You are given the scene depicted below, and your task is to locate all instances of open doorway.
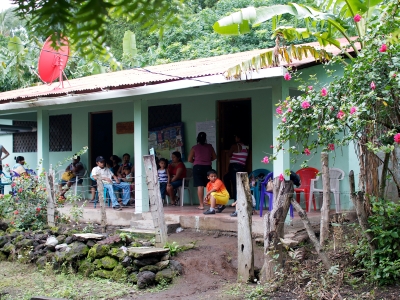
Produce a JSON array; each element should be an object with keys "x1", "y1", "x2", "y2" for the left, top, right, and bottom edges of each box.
[
  {"x1": 217, "y1": 99, "x2": 252, "y2": 178},
  {"x1": 90, "y1": 111, "x2": 113, "y2": 170}
]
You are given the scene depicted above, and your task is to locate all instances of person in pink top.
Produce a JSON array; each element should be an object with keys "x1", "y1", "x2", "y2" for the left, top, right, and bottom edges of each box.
[
  {"x1": 223, "y1": 134, "x2": 249, "y2": 202},
  {"x1": 188, "y1": 132, "x2": 217, "y2": 210}
]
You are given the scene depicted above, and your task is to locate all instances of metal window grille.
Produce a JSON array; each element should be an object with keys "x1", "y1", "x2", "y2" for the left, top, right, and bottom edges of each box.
[
  {"x1": 148, "y1": 104, "x2": 181, "y2": 129},
  {"x1": 13, "y1": 121, "x2": 37, "y2": 152},
  {"x1": 49, "y1": 114, "x2": 72, "y2": 151}
]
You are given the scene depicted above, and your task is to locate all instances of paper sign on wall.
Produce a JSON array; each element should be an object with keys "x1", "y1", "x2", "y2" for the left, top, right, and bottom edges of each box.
[{"x1": 196, "y1": 120, "x2": 217, "y2": 153}]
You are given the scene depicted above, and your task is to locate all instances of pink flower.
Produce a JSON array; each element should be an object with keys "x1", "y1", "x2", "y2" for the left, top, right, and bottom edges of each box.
[
  {"x1": 379, "y1": 44, "x2": 387, "y2": 52},
  {"x1": 287, "y1": 107, "x2": 292, "y2": 113},
  {"x1": 393, "y1": 73, "x2": 397, "y2": 78},
  {"x1": 36, "y1": 207, "x2": 41, "y2": 212},
  {"x1": 261, "y1": 156, "x2": 269, "y2": 164},
  {"x1": 14, "y1": 210, "x2": 19, "y2": 215},
  {"x1": 301, "y1": 101, "x2": 311, "y2": 109},
  {"x1": 276, "y1": 106, "x2": 283, "y2": 115},
  {"x1": 5, "y1": 164, "x2": 8, "y2": 167},
  {"x1": 370, "y1": 81, "x2": 376, "y2": 90},
  {"x1": 18, "y1": 188, "x2": 23, "y2": 193},
  {"x1": 304, "y1": 148, "x2": 311, "y2": 156},
  {"x1": 330, "y1": 106, "x2": 334, "y2": 111},
  {"x1": 328, "y1": 143, "x2": 335, "y2": 151},
  {"x1": 308, "y1": 86, "x2": 313, "y2": 91},
  {"x1": 284, "y1": 73, "x2": 292, "y2": 81},
  {"x1": 11, "y1": 183, "x2": 16, "y2": 187},
  {"x1": 279, "y1": 174, "x2": 284, "y2": 181},
  {"x1": 321, "y1": 87, "x2": 328, "y2": 97},
  {"x1": 350, "y1": 107, "x2": 357, "y2": 114},
  {"x1": 394, "y1": 133, "x2": 400, "y2": 144},
  {"x1": 353, "y1": 14, "x2": 362, "y2": 22},
  {"x1": 282, "y1": 117, "x2": 286, "y2": 123},
  {"x1": 337, "y1": 110, "x2": 345, "y2": 119},
  {"x1": 270, "y1": 145, "x2": 274, "y2": 148}
]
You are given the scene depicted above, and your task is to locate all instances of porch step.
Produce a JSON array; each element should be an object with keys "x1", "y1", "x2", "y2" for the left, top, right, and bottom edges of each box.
[
  {"x1": 142, "y1": 211, "x2": 180, "y2": 223},
  {"x1": 130, "y1": 219, "x2": 180, "y2": 234}
]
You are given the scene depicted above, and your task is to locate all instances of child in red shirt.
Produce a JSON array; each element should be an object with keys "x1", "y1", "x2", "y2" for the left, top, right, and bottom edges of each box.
[{"x1": 203, "y1": 169, "x2": 230, "y2": 215}]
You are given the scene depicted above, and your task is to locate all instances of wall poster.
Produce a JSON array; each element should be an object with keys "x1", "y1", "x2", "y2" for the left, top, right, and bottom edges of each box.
[
  {"x1": 148, "y1": 122, "x2": 185, "y2": 161},
  {"x1": 196, "y1": 120, "x2": 217, "y2": 153}
]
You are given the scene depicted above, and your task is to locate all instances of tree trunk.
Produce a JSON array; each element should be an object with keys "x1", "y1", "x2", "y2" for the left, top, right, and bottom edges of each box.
[
  {"x1": 96, "y1": 175, "x2": 107, "y2": 233},
  {"x1": 260, "y1": 177, "x2": 293, "y2": 283},
  {"x1": 45, "y1": 166, "x2": 55, "y2": 227},
  {"x1": 291, "y1": 200, "x2": 331, "y2": 270},
  {"x1": 143, "y1": 155, "x2": 168, "y2": 247},
  {"x1": 236, "y1": 172, "x2": 254, "y2": 282},
  {"x1": 320, "y1": 152, "x2": 331, "y2": 246},
  {"x1": 379, "y1": 152, "x2": 390, "y2": 199}
]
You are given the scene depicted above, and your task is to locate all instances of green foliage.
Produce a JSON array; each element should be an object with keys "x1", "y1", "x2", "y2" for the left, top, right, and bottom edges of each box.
[
  {"x1": 164, "y1": 241, "x2": 182, "y2": 256},
  {"x1": 352, "y1": 197, "x2": 400, "y2": 285}
]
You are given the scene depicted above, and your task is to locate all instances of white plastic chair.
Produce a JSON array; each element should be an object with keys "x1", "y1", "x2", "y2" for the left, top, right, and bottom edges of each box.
[
  {"x1": 166, "y1": 168, "x2": 193, "y2": 206},
  {"x1": 57, "y1": 168, "x2": 88, "y2": 199},
  {"x1": 309, "y1": 167, "x2": 345, "y2": 213}
]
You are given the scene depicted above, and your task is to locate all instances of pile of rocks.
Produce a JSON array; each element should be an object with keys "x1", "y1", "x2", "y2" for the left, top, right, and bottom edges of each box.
[{"x1": 0, "y1": 229, "x2": 182, "y2": 289}]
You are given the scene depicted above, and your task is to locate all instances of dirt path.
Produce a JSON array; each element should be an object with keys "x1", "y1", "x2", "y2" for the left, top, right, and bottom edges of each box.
[{"x1": 122, "y1": 230, "x2": 264, "y2": 300}]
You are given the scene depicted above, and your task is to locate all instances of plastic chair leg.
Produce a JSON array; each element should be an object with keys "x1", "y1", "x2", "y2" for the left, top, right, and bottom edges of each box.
[
  {"x1": 290, "y1": 204, "x2": 294, "y2": 218},
  {"x1": 259, "y1": 196, "x2": 264, "y2": 217}
]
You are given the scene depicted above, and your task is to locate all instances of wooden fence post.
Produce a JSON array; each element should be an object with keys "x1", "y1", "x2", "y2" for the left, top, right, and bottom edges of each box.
[
  {"x1": 96, "y1": 174, "x2": 107, "y2": 233},
  {"x1": 143, "y1": 155, "x2": 167, "y2": 247},
  {"x1": 236, "y1": 172, "x2": 254, "y2": 282},
  {"x1": 45, "y1": 165, "x2": 55, "y2": 227},
  {"x1": 260, "y1": 177, "x2": 293, "y2": 283},
  {"x1": 320, "y1": 152, "x2": 331, "y2": 246}
]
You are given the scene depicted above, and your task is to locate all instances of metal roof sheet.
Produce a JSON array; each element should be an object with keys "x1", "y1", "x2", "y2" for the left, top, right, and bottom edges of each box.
[{"x1": 0, "y1": 38, "x2": 356, "y2": 102}]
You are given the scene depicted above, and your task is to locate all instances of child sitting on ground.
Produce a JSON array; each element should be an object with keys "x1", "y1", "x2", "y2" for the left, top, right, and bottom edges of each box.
[
  {"x1": 203, "y1": 169, "x2": 230, "y2": 215},
  {"x1": 157, "y1": 158, "x2": 169, "y2": 204}
]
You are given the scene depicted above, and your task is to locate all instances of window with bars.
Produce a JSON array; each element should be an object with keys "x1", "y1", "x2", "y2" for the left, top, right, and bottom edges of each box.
[
  {"x1": 148, "y1": 104, "x2": 181, "y2": 129},
  {"x1": 49, "y1": 114, "x2": 72, "y2": 151},
  {"x1": 13, "y1": 121, "x2": 37, "y2": 153}
]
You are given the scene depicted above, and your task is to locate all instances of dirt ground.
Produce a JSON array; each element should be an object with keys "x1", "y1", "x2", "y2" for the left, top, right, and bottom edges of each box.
[{"x1": 123, "y1": 230, "x2": 264, "y2": 300}]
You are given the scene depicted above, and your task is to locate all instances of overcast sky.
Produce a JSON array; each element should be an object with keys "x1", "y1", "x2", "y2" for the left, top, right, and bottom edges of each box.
[{"x1": 0, "y1": 0, "x2": 15, "y2": 11}]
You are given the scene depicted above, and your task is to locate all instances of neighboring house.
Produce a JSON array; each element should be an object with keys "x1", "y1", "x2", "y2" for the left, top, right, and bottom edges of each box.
[{"x1": 0, "y1": 39, "x2": 359, "y2": 213}]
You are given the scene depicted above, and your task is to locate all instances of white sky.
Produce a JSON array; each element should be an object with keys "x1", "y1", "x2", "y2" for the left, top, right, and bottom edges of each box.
[{"x1": 0, "y1": 0, "x2": 15, "y2": 11}]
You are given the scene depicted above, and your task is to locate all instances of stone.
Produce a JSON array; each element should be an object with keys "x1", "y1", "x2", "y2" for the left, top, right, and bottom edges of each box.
[
  {"x1": 30, "y1": 297, "x2": 68, "y2": 300},
  {"x1": 64, "y1": 242, "x2": 89, "y2": 261},
  {"x1": 97, "y1": 235, "x2": 121, "y2": 245},
  {"x1": 0, "y1": 236, "x2": 9, "y2": 248},
  {"x1": 88, "y1": 244, "x2": 110, "y2": 260},
  {"x1": 133, "y1": 257, "x2": 159, "y2": 267},
  {"x1": 169, "y1": 260, "x2": 183, "y2": 275},
  {"x1": 121, "y1": 256, "x2": 132, "y2": 267},
  {"x1": 86, "y1": 240, "x2": 96, "y2": 247},
  {"x1": 139, "y1": 265, "x2": 159, "y2": 273},
  {"x1": 54, "y1": 251, "x2": 67, "y2": 263},
  {"x1": 160, "y1": 253, "x2": 170, "y2": 261},
  {"x1": 127, "y1": 247, "x2": 169, "y2": 259},
  {"x1": 94, "y1": 269, "x2": 113, "y2": 279},
  {"x1": 46, "y1": 244, "x2": 56, "y2": 252},
  {"x1": 180, "y1": 243, "x2": 195, "y2": 251},
  {"x1": 56, "y1": 235, "x2": 66, "y2": 244},
  {"x1": 128, "y1": 272, "x2": 138, "y2": 284},
  {"x1": 2, "y1": 242, "x2": 15, "y2": 254},
  {"x1": 55, "y1": 244, "x2": 69, "y2": 252},
  {"x1": 108, "y1": 247, "x2": 126, "y2": 261},
  {"x1": 130, "y1": 242, "x2": 142, "y2": 247},
  {"x1": 111, "y1": 264, "x2": 127, "y2": 282},
  {"x1": 36, "y1": 256, "x2": 47, "y2": 269},
  {"x1": 0, "y1": 221, "x2": 8, "y2": 231},
  {"x1": 126, "y1": 265, "x2": 138, "y2": 274},
  {"x1": 137, "y1": 271, "x2": 156, "y2": 289},
  {"x1": 65, "y1": 236, "x2": 74, "y2": 244},
  {"x1": 155, "y1": 260, "x2": 169, "y2": 270},
  {"x1": 155, "y1": 268, "x2": 176, "y2": 283},
  {"x1": 99, "y1": 256, "x2": 118, "y2": 270},
  {"x1": 0, "y1": 251, "x2": 7, "y2": 261},
  {"x1": 13, "y1": 234, "x2": 24, "y2": 243},
  {"x1": 45, "y1": 236, "x2": 58, "y2": 248},
  {"x1": 78, "y1": 259, "x2": 97, "y2": 277},
  {"x1": 142, "y1": 242, "x2": 153, "y2": 247},
  {"x1": 73, "y1": 233, "x2": 104, "y2": 241},
  {"x1": 34, "y1": 234, "x2": 48, "y2": 240}
]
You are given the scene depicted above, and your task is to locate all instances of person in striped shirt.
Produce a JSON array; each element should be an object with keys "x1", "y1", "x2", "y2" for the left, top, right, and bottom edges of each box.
[
  {"x1": 158, "y1": 158, "x2": 169, "y2": 203},
  {"x1": 223, "y1": 134, "x2": 249, "y2": 202}
]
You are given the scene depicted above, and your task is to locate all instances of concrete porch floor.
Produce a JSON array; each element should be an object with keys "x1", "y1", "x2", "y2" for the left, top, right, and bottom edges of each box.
[{"x1": 58, "y1": 201, "x2": 326, "y2": 236}]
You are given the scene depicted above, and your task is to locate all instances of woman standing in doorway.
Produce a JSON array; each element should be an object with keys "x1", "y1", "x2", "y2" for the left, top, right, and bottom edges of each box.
[
  {"x1": 188, "y1": 132, "x2": 217, "y2": 210},
  {"x1": 223, "y1": 134, "x2": 249, "y2": 202}
]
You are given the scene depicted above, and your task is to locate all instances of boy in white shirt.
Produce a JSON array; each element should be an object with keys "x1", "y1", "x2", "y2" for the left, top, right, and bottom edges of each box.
[{"x1": 91, "y1": 156, "x2": 130, "y2": 210}]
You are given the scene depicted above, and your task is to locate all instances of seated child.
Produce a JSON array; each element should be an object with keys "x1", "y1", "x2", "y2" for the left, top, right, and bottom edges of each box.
[
  {"x1": 157, "y1": 158, "x2": 169, "y2": 203},
  {"x1": 203, "y1": 169, "x2": 230, "y2": 215},
  {"x1": 119, "y1": 166, "x2": 134, "y2": 202}
]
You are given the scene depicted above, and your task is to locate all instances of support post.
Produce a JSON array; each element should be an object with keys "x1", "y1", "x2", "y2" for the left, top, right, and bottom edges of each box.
[
  {"x1": 96, "y1": 174, "x2": 107, "y2": 233},
  {"x1": 143, "y1": 155, "x2": 167, "y2": 247},
  {"x1": 134, "y1": 99, "x2": 149, "y2": 213},
  {"x1": 320, "y1": 152, "x2": 331, "y2": 246},
  {"x1": 260, "y1": 177, "x2": 293, "y2": 282},
  {"x1": 37, "y1": 109, "x2": 49, "y2": 172},
  {"x1": 236, "y1": 172, "x2": 254, "y2": 282},
  {"x1": 45, "y1": 165, "x2": 55, "y2": 227}
]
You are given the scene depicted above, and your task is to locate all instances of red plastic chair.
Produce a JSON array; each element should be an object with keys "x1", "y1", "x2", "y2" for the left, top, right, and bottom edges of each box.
[{"x1": 294, "y1": 167, "x2": 319, "y2": 212}]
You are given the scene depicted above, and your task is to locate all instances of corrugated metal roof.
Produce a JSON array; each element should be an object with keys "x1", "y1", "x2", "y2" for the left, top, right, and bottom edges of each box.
[{"x1": 0, "y1": 38, "x2": 356, "y2": 102}]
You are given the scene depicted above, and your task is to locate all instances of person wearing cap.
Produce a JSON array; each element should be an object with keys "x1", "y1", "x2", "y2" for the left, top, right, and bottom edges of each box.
[
  {"x1": 188, "y1": 132, "x2": 217, "y2": 210},
  {"x1": 91, "y1": 156, "x2": 131, "y2": 210}
]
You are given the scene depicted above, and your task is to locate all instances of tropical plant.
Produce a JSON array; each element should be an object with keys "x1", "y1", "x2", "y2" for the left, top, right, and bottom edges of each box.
[{"x1": 213, "y1": 0, "x2": 385, "y2": 77}]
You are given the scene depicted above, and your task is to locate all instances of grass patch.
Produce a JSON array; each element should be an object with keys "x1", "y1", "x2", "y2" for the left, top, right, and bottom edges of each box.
[{"x1": 0, "y1": 261, "x2": 137, "y2": 300}]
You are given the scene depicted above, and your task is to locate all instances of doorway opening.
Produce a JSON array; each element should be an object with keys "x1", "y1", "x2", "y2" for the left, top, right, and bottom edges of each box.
[
  {"x1": 90, "y1": 111, "x2": 113, "y2": 170},
  {"x1": 217, "y1": 99, "x2": 252, "y2": 178}
]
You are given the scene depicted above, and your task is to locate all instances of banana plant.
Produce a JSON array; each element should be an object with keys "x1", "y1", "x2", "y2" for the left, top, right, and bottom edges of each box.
[{"x1": 213, "y1": 1, "x2": 384, "y2": 78}]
